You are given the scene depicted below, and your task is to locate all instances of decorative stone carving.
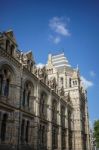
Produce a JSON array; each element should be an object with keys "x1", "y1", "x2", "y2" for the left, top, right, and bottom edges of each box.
[
  {"x1": 48, "y1": 77, "x2": 57, "y2": 91},
  {"x1": 34, "y1": 66, "x2": 38, "y2": 75},
  {"x1": 37, "y1": 66, "x2": 48, "y2": 83},
  {"x1": 59, "y1": 86, "x2": 64, "y2": 96}
]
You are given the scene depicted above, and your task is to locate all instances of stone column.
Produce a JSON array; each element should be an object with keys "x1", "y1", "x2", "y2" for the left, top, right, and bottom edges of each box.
[
  {"x1": 47, "y1": 91, "x2": 52, "y2": 150},
  {"x1": 58, "y1": 127, "x2": 61, "y2": 150},
  {"x1": 57, "y1": 100, "x2": 61, "y2": 150},
  {"x1": 0, "y1": 112, "x2": 3, "y2": 143},
  {"x1": 66, "y1": 129, "x2": 69, "y2": 150},
  {"x1": 14, "y1": 110, "x2": 22, "y2": 147},
  {"x1": 33, "y1": 80, "x2": 40, "y2": 150},
  {"x1": 66, "y1": 107, "x2": 69, "y2": 150},
  {"x1": 35, "y1": 80, "x2": 40, "y2": 117},
  {"x1": 71, "y1": 113, "x2": 75, "y2": 150},
  {"x1": 47, "y1": 123, "x2": 52, "y2": 150}
]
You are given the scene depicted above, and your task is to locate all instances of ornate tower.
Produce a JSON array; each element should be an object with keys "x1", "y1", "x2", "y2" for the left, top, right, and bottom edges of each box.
[{"x1": 46, "y1": 52, "x2": 91, "y2": 150}]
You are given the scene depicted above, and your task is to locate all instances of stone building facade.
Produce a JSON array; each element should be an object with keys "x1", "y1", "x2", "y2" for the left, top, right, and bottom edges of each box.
[{"x1": 0, "y1": 30, "x2": 90, "y2": 150}]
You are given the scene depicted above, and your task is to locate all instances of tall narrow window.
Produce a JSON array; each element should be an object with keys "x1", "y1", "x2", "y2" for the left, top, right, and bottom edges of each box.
[
  {"x1": 61, "y1": 106, "x2": 65, "y2": 127},
  {"x1": 52, "y1": 100, "x2": 57, "y2": 123},
  {"x1": 52, "y1": 126, "x2": 58, "y2": 149},
  {"x1": 39, "y1": 124, "x2": 46, "y2": 149},
  {"x1": 60, "y1": 77, "x2": 63, "y2": 85},
  {"x1": 69, "y1": 78, "x2": 71, "y2": 87},
  {"x1": 4, "y1": 79, "x2": 9, "y2": 96},
  {"x1": 10, "y1": 45, "x2": 14, "y2": 56},
  {"x1": 22, "y1": 89, "x2": 26, "y2": 106},
  {"x1": 26, "y1": 121, "x2": 29, "y2": 143},
  {"x1": 27, "y1": 92, "x2": 30, "y2": 107},
  {"x1": 1, "y1": 114, "x2": 8, "y2": 142},
  {"x1": 62, "y1": 129, "x2": 66, "y2": 149},
  {"x1": 42, "y1": 98, "x2": 44, "y2": 115},
  {"x1": 40, "y1": 93, "x2": 46, "y2": 118},
  {"x1": 30, "y1": 62, "x2": 33, "y2": 72},
  {"x1": 21, "y1": 119, "x2": 25, "y2": 143},
  {"x1": 22, "y1": 82, "x2": 32, "y2": 108},
  {"x1": 6, "y1": 40, "x2": 10, "y2": 52},
  {"x1": 42, "y1": 126, "x2": 44, "y2": 144},
  {"x1": 0, "y1": 75, "x2": 3, "y2": 95}
]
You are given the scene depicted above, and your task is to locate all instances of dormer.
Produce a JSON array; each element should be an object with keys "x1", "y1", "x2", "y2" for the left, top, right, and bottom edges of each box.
[
  {"x1": 0, "y1": 30, "x2": 18, "y2": 57},
  {"x1": 22, "y1": 51, "x2": 35, "y2": 72}
]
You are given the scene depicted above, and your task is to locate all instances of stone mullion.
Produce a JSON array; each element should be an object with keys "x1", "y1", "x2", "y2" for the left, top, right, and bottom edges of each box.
[{"x1": 33, "y1": 80, "x2": 40, "y2": 149}]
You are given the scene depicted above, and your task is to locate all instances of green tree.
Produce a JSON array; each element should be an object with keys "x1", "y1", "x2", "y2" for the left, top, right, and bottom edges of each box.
[{"x1": 94, "y1": 120, "x2": 99, "y2": 148}]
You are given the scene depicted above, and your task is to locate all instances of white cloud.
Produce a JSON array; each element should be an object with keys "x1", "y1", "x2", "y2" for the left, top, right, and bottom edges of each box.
[
  {"x1": 36, "y1": 63, "x2": 44, "y2": 68},
  {"x1": 49, "y1": 35, "x2": 61, "y2": 44},
  {"x1": 81, "y1": 76, "x2": 94, "y2": 89},
  {"x1": 49, "y1": 17, "x2": 70, "y2": 36},
  {"x1": 90, "y1": 71, "x2": 96, "y2": 77}
]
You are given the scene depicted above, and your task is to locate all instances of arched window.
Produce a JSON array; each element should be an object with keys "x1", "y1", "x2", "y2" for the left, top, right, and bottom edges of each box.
[
  {"x1": 0, "y1": 68, "x2": 11, "y2": 97},
  {"x1": 1, "y1": 113, "x2": 8, "y2": 142},
  {"x1": 73, "y1": 80, "x2": 77, "y2": 86},
  {"x1": 22, "y1": 82, "x2": 33, "y2": 108},
  {"x1": 0, "y1": 65, "x2": 14, "y2": 98}
]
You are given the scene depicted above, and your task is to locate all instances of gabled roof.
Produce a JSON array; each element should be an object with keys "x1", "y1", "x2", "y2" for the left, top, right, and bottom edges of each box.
[{"x1": 4, "y1": 29, "x2": 17, "y2": 46}]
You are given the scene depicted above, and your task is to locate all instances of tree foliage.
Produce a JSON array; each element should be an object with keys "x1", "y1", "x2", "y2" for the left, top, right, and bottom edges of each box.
[{"x1": 94, "y1": 120, "x2": 99, "y2": 148}]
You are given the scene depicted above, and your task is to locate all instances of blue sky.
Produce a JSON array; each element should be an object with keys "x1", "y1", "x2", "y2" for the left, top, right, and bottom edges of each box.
[{"x1": 0, "y1": 0, "x2": 99, "y2": 125}]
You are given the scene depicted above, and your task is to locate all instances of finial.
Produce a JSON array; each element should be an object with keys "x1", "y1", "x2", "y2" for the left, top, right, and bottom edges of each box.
[{"x1": 77, "y1": 64, "x2": 79, "y2": 70}]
